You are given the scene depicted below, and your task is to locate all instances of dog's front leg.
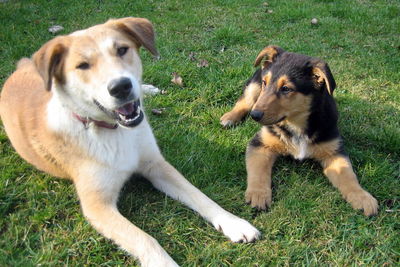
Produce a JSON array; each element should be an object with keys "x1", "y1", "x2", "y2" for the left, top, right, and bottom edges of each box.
[
  {"x1": 245, "y1": 133, "x2": 278, "y2": 210},
  {"x1": 141, "y1": 158, "x2": 260, "y2": 243},
  {"x1": 320, "y1": 154, "x2": 378, "y2": 216},
  {"x1": 74, "y1": 171, "x2": 178, "y2": 267},
  {"x1": 220, "y1": 78, "x2": 262, "y2": 127}
]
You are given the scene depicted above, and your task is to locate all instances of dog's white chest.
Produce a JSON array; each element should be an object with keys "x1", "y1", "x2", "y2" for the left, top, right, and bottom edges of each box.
[
  {"x1": 291, "y1": 136, "x2": 310, "y2": 160},
  {"x1": 47, "y1": 97, "x2": 159, "y2": 174}
]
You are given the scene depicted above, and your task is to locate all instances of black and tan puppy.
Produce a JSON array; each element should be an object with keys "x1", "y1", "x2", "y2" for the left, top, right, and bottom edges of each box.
[{"x1": 220, "y1": 46, "x2": 378, "y2": 216}]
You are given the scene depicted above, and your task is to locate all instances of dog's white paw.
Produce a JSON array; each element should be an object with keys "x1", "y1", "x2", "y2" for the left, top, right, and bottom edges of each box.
[
  {"x1": 212, "y1": 214, "x2": 260, "y2": 243},
  {"x1": 142, "y1": 84, "x2": 161, "y2": 95}
]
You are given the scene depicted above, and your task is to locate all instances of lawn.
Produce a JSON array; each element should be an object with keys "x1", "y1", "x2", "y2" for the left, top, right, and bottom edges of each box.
[{"x1": 0, "y1": 0, "x2": 399, "y2": 266}]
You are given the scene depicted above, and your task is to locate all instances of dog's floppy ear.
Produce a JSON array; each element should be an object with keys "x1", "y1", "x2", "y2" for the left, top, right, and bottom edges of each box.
[
  {"x1": 111, "y1": 17, "x2": 159, "y2": 58},
  {"x1": 254, "y1": 45, "x2": 284, "y2": 69},
  {"x1": 310, "y1": 59, "x2": 336, "y2": 95},
  {"x1": 32, "y1": 36, "x2": 69, "y2": 91}
]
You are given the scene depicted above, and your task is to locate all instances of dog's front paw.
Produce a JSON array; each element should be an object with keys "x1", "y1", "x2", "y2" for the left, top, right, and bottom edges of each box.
[
  {"x1": 345, "y1": 189, "x2": 378, "y2": 216},
  {"x1": 220, "y1": 111, "x2": 241, "y2": 127},
  {"x1": 245, "y1": 188, "x2": 271, "y2": 210},
  {"x1": 212, "y1": 214, "x2": 260, "y2": 243}
]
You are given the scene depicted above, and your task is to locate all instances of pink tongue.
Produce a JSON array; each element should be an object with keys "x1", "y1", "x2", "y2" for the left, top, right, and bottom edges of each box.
[{"x1": 116, "y1": 103, "x2": 135, "y2": 115}]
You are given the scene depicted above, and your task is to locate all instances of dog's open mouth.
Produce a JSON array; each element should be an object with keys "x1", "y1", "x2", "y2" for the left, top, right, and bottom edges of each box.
[
  {"x1": 114, "y1": 100, "x2": 144, "y2": 128},
  {"x1": 93, "y1": 99, "x2": 144, "y2": 128}
]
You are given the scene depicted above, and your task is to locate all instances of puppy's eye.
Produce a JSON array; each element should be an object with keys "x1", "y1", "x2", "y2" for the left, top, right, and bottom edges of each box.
[
  {"x1": 117, "y1": 46, "x2": 129, "y2": 57},
  {"x1": 76, "y1": 62, "x2": 90, "y2": 70},
  {"x1": 281, "y1": 86, "x2": 292, "y2": 94},
  {"x1": 262, "y1": 80, "x2": 267, "y2": 86}
]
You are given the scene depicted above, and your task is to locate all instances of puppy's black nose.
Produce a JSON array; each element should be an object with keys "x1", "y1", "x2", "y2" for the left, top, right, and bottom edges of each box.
[
  {"x1": 250, "y1": 110, "x2": 264, "y2": 121},
  {"x1": 108, "y1": 77, "x2": 132, "y2": 99}
]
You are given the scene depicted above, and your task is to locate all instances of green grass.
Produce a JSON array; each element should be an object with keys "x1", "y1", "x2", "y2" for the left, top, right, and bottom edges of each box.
[{"x1": 1, "y1": 0, "x2": 399, "y2": 266}]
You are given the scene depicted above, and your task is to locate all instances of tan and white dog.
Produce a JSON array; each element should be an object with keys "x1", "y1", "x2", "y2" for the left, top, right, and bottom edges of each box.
[{"x1": 0, "y1": 17, "x2": 259, "y2": 266}]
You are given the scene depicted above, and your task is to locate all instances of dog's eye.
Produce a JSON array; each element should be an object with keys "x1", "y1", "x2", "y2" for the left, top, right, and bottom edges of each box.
[
  {"x1": 281, "y1": 86, "x2": 292, "y2": 94},
  {"x1": 76, "y1": 62, "x2": 90, "y2": 70},
  {"x1": 117, "y1": 46, "x2": 129, "y2": 57},
  {"x1": 262, "y1": 80, "x2": 267, "y2": 87}
]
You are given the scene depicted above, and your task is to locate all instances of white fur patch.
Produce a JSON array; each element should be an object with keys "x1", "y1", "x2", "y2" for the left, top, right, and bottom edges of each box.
[{"x1": 291, "y1": 136, "x2": 310, "y2": 160}]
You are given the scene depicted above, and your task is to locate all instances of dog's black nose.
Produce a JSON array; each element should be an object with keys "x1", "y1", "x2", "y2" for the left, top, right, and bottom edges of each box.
[
  {"x1": 250, "y1": 110, "x2": 264, "y2": 121},
  {"x1": 108, "y1": 77, "x2": 132, "y2": 99}
]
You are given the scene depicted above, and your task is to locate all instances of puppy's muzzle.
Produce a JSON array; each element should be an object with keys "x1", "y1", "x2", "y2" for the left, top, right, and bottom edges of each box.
[{"x1": 108, "y1": 77, "x2": 132, "y2": 99}]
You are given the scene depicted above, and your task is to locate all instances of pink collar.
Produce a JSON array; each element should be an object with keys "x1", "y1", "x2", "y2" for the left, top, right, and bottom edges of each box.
[{"x1": 72, "y1": 113, "x2": 118, "y2": 129}]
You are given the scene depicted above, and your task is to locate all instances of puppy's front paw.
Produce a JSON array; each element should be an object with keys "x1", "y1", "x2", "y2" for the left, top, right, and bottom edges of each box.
[
  {"x1": 220, "y1": 111, "x2": 241, "y2": 127},
  {"x1": 245, "y1": 188, "x2": 271, "y2": 210},
  {"x1": 346, "y1": 189, "x2": 378, "y2": 216},
  {"x1": 212, "y1": 214, "x2": 260, "y2": 243}
]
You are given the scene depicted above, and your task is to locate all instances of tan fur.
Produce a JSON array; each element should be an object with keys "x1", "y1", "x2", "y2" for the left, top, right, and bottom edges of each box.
[
  {"x1": 245, "y1": 144, "x2": 278, "y2": 209},
  {"x1": 254, "y1": 45, "x2": 283, "y2": 69},
  {"x1": 0, "y1": 59, "x2": 75, "y2": 178},
  {"x1": 321, "y1": 155, "x2": 378, "y2": 215}
]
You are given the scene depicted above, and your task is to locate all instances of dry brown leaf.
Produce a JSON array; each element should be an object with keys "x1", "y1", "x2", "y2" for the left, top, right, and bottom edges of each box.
[{"x1": 171, "y1": 72, "x2": 184, "y2": 87}]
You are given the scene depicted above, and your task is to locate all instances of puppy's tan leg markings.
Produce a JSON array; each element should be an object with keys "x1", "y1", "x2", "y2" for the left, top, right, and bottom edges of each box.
[
  {"x1": 220, "y1": 82, "x2": 261, "y2": 127},
  {"x1": 321, "y1": 155, "x2": 378, "y2": 216},
  {"x1": 142, "y1": 158, "x2": 261, "y2": 243},
  {"x1": 245, "y1": 132, "x2": 279, "y2": 210}
]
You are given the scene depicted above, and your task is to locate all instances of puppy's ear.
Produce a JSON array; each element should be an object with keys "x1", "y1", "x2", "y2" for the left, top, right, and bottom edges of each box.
[
  {"x1": 32, "y1": 36, "x2": 70, "y2": 91},
  {"x1": 254, "y1": 45, "x2": 284, "y2": 69},
  {"x1": 111, "y1": 17, "x2": 159, "y2": 58},
  {"x1": 310, "y1": 59, "x2": 336, "y2": 95}
]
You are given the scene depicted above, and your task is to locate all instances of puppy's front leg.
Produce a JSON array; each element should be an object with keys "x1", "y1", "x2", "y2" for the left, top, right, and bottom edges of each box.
[
  {"x1": 220, "y1": 73, "x2": 262, "y2": 127},
  {"x1": 141, "y1": 158, "x2": 260, "y2": 243},
  {"x1": 320, "y1": 154, "x2": 378, "y2": 216},
  {"x1": 74, "y1": 171, "x2": 178, "y2": 267},
  {"x1": 245, "y1": 132, "x2": 278, "y2": 210}
]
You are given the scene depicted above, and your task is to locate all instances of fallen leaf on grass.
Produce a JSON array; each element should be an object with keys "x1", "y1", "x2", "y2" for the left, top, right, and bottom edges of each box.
[
  {"x1": 197, "y1": 59, "x2": 209, "y2": 68},
  {"x1": 171, "y1": 72, "x2": 184, "y2": 87}
]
